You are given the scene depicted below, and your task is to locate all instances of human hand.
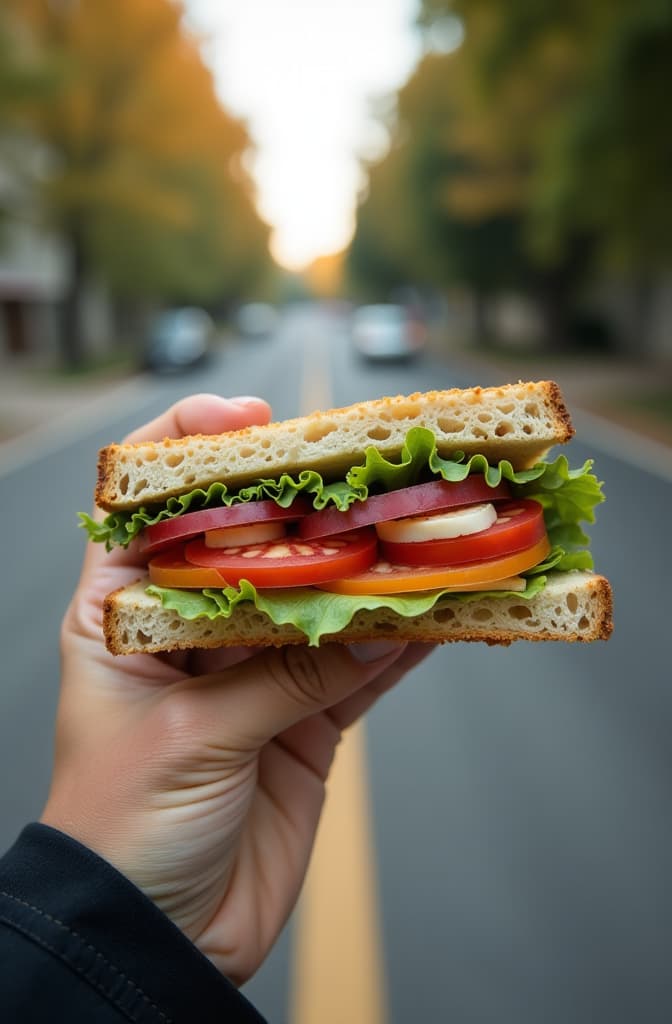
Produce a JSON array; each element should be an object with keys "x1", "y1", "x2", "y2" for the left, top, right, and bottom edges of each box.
[{"x1": 41, "y1": 393, "x2": 434, "y2": 985}]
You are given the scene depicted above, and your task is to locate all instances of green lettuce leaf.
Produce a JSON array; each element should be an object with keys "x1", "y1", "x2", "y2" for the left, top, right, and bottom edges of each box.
[
  {"x1": 80, "y1": 426, "x2": 604, "y2": 565},
  {"x1": 79, "y1": 472, "x2": 361, "y2": 550},
  {"x1": 147, "y1": 574, "x2": 551, "y2": 647}
]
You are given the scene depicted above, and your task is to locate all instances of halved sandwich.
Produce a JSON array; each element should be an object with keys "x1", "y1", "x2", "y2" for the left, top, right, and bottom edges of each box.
[{"x1": 82, "y1": 381, "x2": 613, "y2": 653}]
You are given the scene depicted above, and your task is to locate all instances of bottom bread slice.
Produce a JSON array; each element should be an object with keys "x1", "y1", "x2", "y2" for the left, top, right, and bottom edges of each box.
[{"x1": 103, "y1": 571, "x2": 613, "y2": 654}]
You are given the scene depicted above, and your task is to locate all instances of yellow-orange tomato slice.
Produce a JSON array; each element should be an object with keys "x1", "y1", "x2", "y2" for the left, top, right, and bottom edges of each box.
[
  {"x1": 315, "y1": 535, "x2": 551, "y2": 595},
  {"x1": 148, "y1": 550, "x2": 228, "y2": 589}
]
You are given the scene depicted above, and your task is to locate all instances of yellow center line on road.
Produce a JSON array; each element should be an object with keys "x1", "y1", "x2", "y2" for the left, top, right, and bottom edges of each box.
[
  {"x1": 297, "y1": 328, "x2": 333, "y2": 416},
  {"x1": 290, "y1": 333, "x2": 387, "y2": 1024},
  {"x1": 291, "y1": 724, "x2": 388, "y2": 1024}
]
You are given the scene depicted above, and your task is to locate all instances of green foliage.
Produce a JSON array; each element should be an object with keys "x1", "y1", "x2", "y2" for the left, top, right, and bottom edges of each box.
[
  {"x1": 347, "y1": 145, "x2": 418, "y2": 298},
  {"x1": 348, "y1": 47, "x2": 530, "y2": 300},
  {"x1": 351, "y1": 0, "x2": 671, "y2": 345},
  {"x1": 418, "y1": 0, "x2": 672, "y2": 272},
  {"x1": 1, "y1": 0, "x2": 271, "y2": 314}
]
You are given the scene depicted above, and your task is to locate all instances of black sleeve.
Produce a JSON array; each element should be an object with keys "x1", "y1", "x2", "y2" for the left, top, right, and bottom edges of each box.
[{"x1": 0, "y1": 823, "x2": 267, "y2": 1023}]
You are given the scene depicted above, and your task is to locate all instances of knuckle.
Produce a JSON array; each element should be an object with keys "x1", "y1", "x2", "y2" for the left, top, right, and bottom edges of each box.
[
  {"x1": 268, "y1": 646, "x2": 334, "y2": 710},
  {"x1": 61, "y1": 594, "x2": 87, "y2": 644},
  {"x1": 150, "y1": 691, "x2": 201, "y2": 751}
]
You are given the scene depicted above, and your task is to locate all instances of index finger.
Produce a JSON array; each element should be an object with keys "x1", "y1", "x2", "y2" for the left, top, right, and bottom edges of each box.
[
  {"x1": 80, "y1": 392, "x2": 272, "y2": 579},
  {"x1": 123, "y1": 393, "x2": 272, "y2": 443}
]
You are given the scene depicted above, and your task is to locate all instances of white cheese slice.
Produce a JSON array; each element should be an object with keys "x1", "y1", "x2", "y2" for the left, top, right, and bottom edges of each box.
[{"x1": 376, "y1": 503, "x2": 497, "y2": 544}]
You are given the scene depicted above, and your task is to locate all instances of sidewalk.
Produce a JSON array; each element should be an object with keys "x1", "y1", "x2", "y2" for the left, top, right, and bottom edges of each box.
[
  {"x1": 0, "y1": 360, "x2": 151, "y2": 480},
  {"x1": 0, "y1": 360, "x2": 138, "y2": 444}
]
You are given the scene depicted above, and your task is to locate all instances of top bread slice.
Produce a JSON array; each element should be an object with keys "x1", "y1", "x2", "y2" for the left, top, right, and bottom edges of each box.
[{"x1": 96, "y1": 381, "x2": 574, "y2": 512}]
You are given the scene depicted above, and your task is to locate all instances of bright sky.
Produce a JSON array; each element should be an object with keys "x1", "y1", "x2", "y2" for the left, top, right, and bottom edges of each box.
[{"x1": 184, "y1": 0, "x2": 422, "y2": 269}]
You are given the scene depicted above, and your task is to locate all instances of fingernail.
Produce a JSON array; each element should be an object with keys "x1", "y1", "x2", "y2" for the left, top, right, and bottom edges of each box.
[
  {"x1": 350, "y1": 640, "x2": 406, "y2": 663},
  {"x1": 231, "y1": 395, "x2": 265, "y2": 407}
]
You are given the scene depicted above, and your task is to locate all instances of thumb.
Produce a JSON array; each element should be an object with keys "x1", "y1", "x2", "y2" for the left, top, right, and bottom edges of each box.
[{"x1": 188, "y1": 641, "x2": 407, "y2": 749}]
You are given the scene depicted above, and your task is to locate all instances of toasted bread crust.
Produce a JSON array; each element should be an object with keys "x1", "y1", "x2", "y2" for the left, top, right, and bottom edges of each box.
[
  {"x1": 103, "y1": 572, "x2": 612, "y2": 655},
  {"x1": 95, "y1": 381, "x2": 574, "y2": 512}
]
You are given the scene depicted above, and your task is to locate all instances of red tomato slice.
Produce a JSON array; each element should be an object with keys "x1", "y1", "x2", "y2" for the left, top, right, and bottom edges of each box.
[
  {"x1": 148, "y1": 550, "x2": 229, "y2": 589},
  {"x1": 298, "y1": 477, "x2": 511, "y2": 540},
  {"x1": 317, "y1": 535, "x2": 551, "y2": 595},
  {"x1": 139, "y1": 497, "x2": 312, "y2": 556},
  {"x1": 379, "y1": 499, "x2": 546, "y2": 567},
  {"x1": 183, "y1": 529, "x2": 378, "y2": 588}
]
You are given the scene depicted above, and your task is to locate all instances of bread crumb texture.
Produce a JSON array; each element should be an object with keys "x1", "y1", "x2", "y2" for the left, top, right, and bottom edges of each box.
[
  {"x1": 97, "y1": 381, "x2": 574, "y2": 511},
  {"x1": 104, "y1": 572, "x2": 612, "y2": 655}
]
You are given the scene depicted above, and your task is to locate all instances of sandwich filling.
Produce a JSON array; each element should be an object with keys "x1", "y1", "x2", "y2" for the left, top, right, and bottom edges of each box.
[{"x1": 82, "y1": 427, "x2": 604, "y2": 645}]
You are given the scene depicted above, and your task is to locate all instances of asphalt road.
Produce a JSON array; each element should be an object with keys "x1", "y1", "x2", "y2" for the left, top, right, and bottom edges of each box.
[{"x1": 1, "y1": 303, "x2": 671, "y2": 1022}]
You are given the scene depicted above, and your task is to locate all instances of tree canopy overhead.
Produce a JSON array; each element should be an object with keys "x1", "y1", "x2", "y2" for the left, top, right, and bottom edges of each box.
[
  {"x1": 417, "y1": 0, "x2": 672, "y2": 272},
  {"x1": 1, "y1": 0, "x2": 271, "y2": 362},
  {"x1": 349, "y1": 0, "x2": 672, "y2": 351}
]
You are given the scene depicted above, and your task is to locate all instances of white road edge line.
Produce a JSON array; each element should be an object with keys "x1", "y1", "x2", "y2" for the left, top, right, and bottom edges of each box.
[{"x1": 572, "y1": 409, "x2": 672, "y2": 484}]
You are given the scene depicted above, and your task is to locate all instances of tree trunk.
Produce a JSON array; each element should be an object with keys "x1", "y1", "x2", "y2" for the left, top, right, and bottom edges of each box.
[
  {"x1": 631, "y1": 275, "x2": 655, "y2": 359},
  {"x1": 538, "y1": 275, "x2": 569, "y2": 353},
  {"x1": 60, "y1": 225, "x2": 87, "y2": 369},
  {"x1": 535, "y1": 236, "x2": 595, "y2": 353}
]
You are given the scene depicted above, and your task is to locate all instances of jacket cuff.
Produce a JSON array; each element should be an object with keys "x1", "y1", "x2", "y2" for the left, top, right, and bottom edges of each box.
[{"x1": 0, "y1": 823, "x2": 266, "y2": 1022}]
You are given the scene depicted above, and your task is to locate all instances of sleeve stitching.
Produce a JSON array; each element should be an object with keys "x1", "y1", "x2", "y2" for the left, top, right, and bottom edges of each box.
[{"x1": 0, "y1": 889, "x2": 172, "y2": 1023}]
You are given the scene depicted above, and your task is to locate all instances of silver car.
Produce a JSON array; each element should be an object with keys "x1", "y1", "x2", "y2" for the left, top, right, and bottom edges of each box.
[
  {"x1": 143, "y1": 308, "x2": 214, "y2": 372},
  {"x1": 351, "y1": 304, "x2": 427, "y2": 362}
]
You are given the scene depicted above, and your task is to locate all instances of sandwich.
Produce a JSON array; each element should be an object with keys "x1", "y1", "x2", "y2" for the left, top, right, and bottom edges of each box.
[{"x1": 81, "y1": 381, "x2": 613, "y2": 654}]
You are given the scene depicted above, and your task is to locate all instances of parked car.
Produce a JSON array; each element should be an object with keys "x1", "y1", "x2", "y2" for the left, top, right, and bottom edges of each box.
[
  {"x1": 351, "y1": 304, "x2": 427, "y2": 362},
  {"x1": 235, "y1": 302, "x2": 279, "y2": 339},
  {"x1": 143, "y1": 308, "x2": 214, "y2": 372}
]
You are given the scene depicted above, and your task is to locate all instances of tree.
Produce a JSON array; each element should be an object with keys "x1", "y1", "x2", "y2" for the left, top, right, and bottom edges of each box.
[
  {"x1": 398, "y1": 49, "x2": 529, "y2": 338},
  {"x1": 0, "y1": 6, "x2": 57, "y2": 233},
  {"x1": 348, "y1": 143, "x2": 419, "y2": 300},
  {"x1": 419, "y1": 0, "x2": 672, "y2": 351},
  {"x1": 305, "y1": 250, "x2": 347, "y2": 299},
  {"x1": 4, "y1": 0, "x2": 270, "y2": 365},
  {"x1": 349, "y1": 45, "x2": 531, "y2": 341}
]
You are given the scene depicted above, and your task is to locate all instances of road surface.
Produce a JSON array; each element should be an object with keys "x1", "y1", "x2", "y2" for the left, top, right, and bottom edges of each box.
[{"x1": 1, "y1": 303, "x2": 670, "y2": 1022}]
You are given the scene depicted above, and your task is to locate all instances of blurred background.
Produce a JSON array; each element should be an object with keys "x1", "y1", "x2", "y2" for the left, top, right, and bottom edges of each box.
[
  {"x1": 1, "y1": 0, "x2": 671, "y2": 381},
  {"x1": 1, "y1": 1, "x2": 671, "y2": 1022}
]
